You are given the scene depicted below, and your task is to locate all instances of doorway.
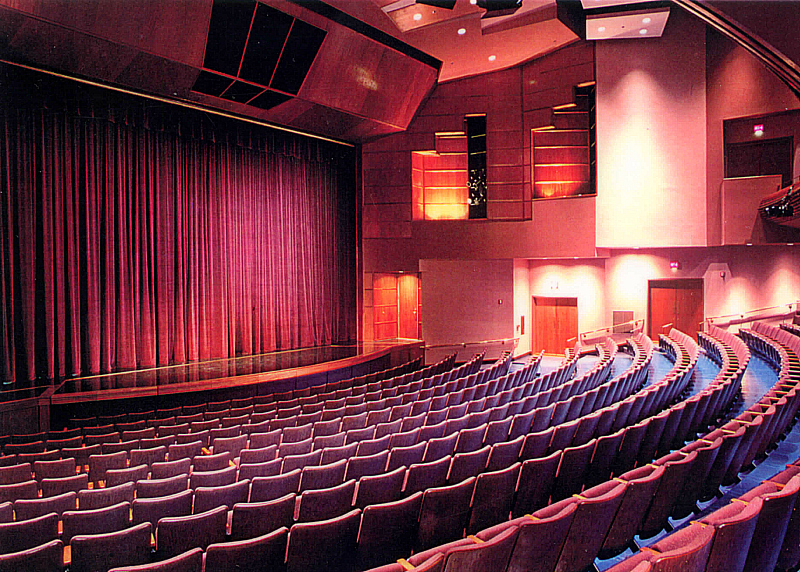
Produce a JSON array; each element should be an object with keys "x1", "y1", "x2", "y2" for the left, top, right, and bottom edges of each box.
[
  {"x1": 372, "y1": 273, "x2": 420, "y2": 340},
  {"x1": 648, "y1": 279, "x2": 704, "y2": 340},
  {"x1": 533, "y1": 296, "x2": 578, "y2": 355}
]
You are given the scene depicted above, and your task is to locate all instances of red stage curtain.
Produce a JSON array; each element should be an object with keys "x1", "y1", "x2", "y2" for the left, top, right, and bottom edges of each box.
[{"x1": 0, "y1": 66, "x2": 356, "y2": 387}]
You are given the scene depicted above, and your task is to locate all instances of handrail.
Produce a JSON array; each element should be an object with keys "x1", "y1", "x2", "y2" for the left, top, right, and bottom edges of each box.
[
  {"x1": 568, "y1": 319, "x2": 645, "y2": 343},
  {"x1": 705, "y1": 302, "x2": 799, "y2": 328},
  {"x1": 424, "y1": 337, "x2": 520, "y2": 350}
]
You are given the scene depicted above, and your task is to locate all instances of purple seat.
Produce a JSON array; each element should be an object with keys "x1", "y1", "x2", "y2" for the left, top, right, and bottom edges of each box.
[
  {"x1": 299, "y1": 458, "x2": 347, "y2": 491},
  {"x1": 70, "y1": 522, "x2": 152, "y2": 572},
  {"x1": 107, "y1": 548, "x2": 203, "y2": 572},
  {"x1": 356, "y1": 492, "x2": 425, "y2": 570},
  {"x1": 424, "y1": 433, "x2": 458, "y2": 463},
  {"x1": 346, "y1": 450, "x2": 389, "y2": 481},
  {"x1": 551, "y1": 438, "x2": 596, "y2": 502},
  {"x1": 230, "y1": 493, "x2": 296, "y2": 541},
  {"x1": 312, "y1": 418, "x2": 342, "y2": 438},
  {"x1": 635, "y1": 521, "x2": 715, "y2": 572},
  {"x1": 40, "y1": 474, "x2": 87, "y2": 498},
  {"x1": 486, "y1": 435, "x2": 524, "y2": 471},
  {"x1": 205, "y1": 527, "x2": 289, "y2": 572},
  {"x1": 238, "y1": 445, "x2": 278, "y2": 465},
  {"x1": 601, "y1": 464, "x2": 666, "y2": 557},
  {"x1": 281, "y1": 449, "x2": 322, "y2": 473},
  {"x1": 356, "y1": 435, "x2": 392, "y2": 457},
  {"x1": 167, "y1": 440, "x2": 204, "y2": 462},
  {"x1": 555, "y1": 480, "x2": 627, "y2": 572},
  {"x1": 87, "y1": 451, "x2": 128, "y2": 484},
  {"x1": 105, "y1": 464, "x2": 150, "y2": 488},
  {"x1": 447, "y1": 446, "x2": 490, "y2": 485},
  {"x1": 585, "y1": 428, "x2": 625, "y2": 489},
  {"x1": 13, "y1": 491, "x2": 76, "y2": 520},
  {"x1": 416, "y1": 477, "x2": 476, "y2": 551},
  {"x1": 193, "y1": 479, "x2": 250, "y2": 514},
  {"x1": 78, "y1": 481, "x2": 135, "y2": 510},
  {"x1": 520, "y1": 427, "x2": 555, "y2": 461},
  {"x1": 442, "y1": 525, "x2": 519, "y2": 572},
  {"x1": 320, "y1": 442, "x2": 358, "y2": 465},
  {"x1": 478, "y1": 501, "x2": 578, "y2": 572},
  {"x1": 0, "y1": 539, "x2": 64, "y2": 572},
  {"x1": 0, "y1": 512, "x2": 59, "y2": 553},
  {"x1": 700, "y1": 497, "x2": 762, "y2": 572},
  {"x1": 404, "y1": 456, "x2": 451, "y2": 495},
  {"x1": 189, "y1": 466, "x2": 237, "y2": 489},
  {"x1": 282, "y1": 423, "x2": 314, "y2": 444},
  {"x1": 250, "y1": 468, "x2": 301, "y2": 502},
  {"x1": 467, "y1": 462, "x2": 521, "y2": 534},
  {"x1": 512, "y1": 450, "x2": 561, "y2": 517},
  {"x1": 238, "y1": 458, "x2": 282, "y2": 481},
  {"x1": 0, "y1": 501, "x2": 9, "y2": 523},
  {"x1": 286, "y1": 509, "x2": 361, "y2": 572},
  {"x1": 612, "y1": 419, "x2": 651, "y2": 476},
  {"x1": 248, "y1": 429, "x2": 282, "y2": 450},
  {"x1": 136, "y1": 474, "x2": 189, "y2": 499},
  {"x1": 741, "y1": 477, "x2": 800, "y2": 572},
  {"x1": 639, "y1": 450, "x2": 698, "y2": 538},
  {"x1": 33, "y1": 458, "x2": 74, "y2": 482},
  {"x1": 192, "y1": 452, "x2": 231, "y2": 472},
  {"x1": 156, "y1": 505, "x2": 228, "y2": 559},
  {"x1": 354, "y1": 465, "x2": 406, "y2": 509},
  {"x1": 150, "y1": 458, "x2": 191, "y2": 480},
  {"x1": 296, "y1": 479, "x2": 356, "y2": 522},
  {"x1": 313, "y1": 432, "x2": 346, "y2": 451},
  {"x1": 390, "y1": 428, "x2": 421, "y2": 449},
  {"x1": 387, "y1": 442, "x2": 426, "y2": 472},
  {"x1": 62, "y1": 501, "x2": 131, "y2": 544},
  {"x1": 132, "y1": 489, "x2": 194, "y2": 528}
]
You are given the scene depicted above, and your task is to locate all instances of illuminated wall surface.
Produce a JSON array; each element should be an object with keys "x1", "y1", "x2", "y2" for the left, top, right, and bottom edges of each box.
[{"x1": 363, "y1": 6, "x2": 800, "y2": 350}]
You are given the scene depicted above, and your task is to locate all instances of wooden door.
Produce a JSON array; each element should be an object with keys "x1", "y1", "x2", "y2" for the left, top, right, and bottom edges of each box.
[
  {"x1": 648, "y1": 279, "x2": 704, "y2": 340},
  {"x1": 533, "y1": 297, "x2": 578, "y2": 355},
  {"x1": 398, "y1": 274, "x2": 420, "y2": 339},
  {"x1": 373, "y1": 274, "x2": 398, "y2": 340}
]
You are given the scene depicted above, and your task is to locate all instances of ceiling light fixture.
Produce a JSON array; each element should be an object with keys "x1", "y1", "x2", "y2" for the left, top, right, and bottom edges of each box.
[
  {"x1": 458, "y1": 27, "x2": 466, "y2": 34},
  {"x1": 413, "y1": 12, "x2": 422, "y2": 20},
  {"x1": 488, "y1": 55, "x2": 496, "y2": 61},
  {"x1": 642, "y1": 16, "x2": 651, "y2": 24},
  {"x1": 598, "y1": 26, "x2": 606, "y2": 32},
  {"x1": 639, "y1": 28, "x2": 647, "y2": 34}
]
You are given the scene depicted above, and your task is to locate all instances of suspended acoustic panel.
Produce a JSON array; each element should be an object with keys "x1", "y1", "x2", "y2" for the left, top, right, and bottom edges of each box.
[{"x1": 192, "y1": 0, "x2": 326, "y2": 111}]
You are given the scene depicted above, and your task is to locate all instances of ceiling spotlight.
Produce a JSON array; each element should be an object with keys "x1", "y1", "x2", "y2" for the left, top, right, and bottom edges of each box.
[
  {"x1": 488, "y1": 55, "x2": 496, "y2": 61},
  {"x1": 597, "y1": 26, "x2": 606, "y2": 32},
  {"x1": 458, "y1": 27, "x2": 466, "y2": 34},
  {"x1": 642, "y1": 16, "x2": 651, "y2": 24},
  {"x1": 639, "y1": 28, "x2": 648, "y2": 34},
  {"x1": 416, "y1": 0, "x2": 456, "y2": 8},
  {"x1": 470, "y1": 0, "x2": 478, "y2": 4},
  {"x1": 413, "y1": 12, "x2": 422, "y2": 20}
]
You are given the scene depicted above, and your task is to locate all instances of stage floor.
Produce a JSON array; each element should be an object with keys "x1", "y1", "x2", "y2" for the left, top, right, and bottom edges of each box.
[{"x1": 49, "y1": 340, "x2": 422, "y2": 404}]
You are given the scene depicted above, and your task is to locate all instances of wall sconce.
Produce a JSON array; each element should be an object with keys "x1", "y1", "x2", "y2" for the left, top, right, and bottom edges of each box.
[
  {"x1": 669, "y1": 261, "x2": 680, "y2": 271},
  {"x1": 753, "y1": 124, "x2": 764, "y2": 137}
]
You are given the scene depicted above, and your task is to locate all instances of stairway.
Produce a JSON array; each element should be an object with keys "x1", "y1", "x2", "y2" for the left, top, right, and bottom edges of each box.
[{"x1": 532, "y1": 82, "x2": 596, "y2": 199}]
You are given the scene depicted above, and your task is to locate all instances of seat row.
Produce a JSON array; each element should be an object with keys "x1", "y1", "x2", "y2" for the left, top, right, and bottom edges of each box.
[{"x1": 363, "y1": 326, "x2": 789, "y2": 572}]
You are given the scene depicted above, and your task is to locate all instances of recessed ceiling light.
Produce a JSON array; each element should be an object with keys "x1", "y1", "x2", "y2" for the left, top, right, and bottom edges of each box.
[
  {"x1": 470, "y1": 0, "x2": 477, "y2": 4},
  {"x1": 639, "y1": 28, "x2": 648, "y2": 34},
  {"x1": 458, "y1": 27, "x2": 466, "y2": 35},
  {"x1": 642, "y1": 16, "x2": 651, "y2": 24},
  {"x1": 488, "y1": 55, "x2": 496, "y2": 61},
  {"x1": 597, "y1": 26, "x2": 606, "y2": 32},
  {"x1": 413, "y1": 12, "x2": 422, "y2": 20}
]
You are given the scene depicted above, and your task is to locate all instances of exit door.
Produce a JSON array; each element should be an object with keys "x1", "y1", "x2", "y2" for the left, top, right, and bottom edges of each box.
[
  {"x1": 648, "y1": 279, "x2": 704, "y2": 340},
  {"x1": 533, "y1": 296, "x2": 578, "y2": 355}
]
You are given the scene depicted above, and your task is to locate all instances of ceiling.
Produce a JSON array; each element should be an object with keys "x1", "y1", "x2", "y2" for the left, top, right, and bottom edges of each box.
[{"x1": 0, "y1": 0, "x2": 797, "y2": 144}]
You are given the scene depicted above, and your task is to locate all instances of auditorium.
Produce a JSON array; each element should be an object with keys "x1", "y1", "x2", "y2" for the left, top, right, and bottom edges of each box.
[{"x1": 1, "y1": 0, "x2": 799, "y2": 570}]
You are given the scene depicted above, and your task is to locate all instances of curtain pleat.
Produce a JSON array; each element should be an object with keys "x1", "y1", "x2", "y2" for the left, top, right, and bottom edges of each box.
[{"x1": 0, "y1": 69, "x2": 356, "y2": 387}]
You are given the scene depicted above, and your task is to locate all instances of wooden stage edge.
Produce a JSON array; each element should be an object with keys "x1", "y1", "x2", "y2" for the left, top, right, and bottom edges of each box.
[{"x1": 2, "y1": 340, "x2": 425, "y2": 435}]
